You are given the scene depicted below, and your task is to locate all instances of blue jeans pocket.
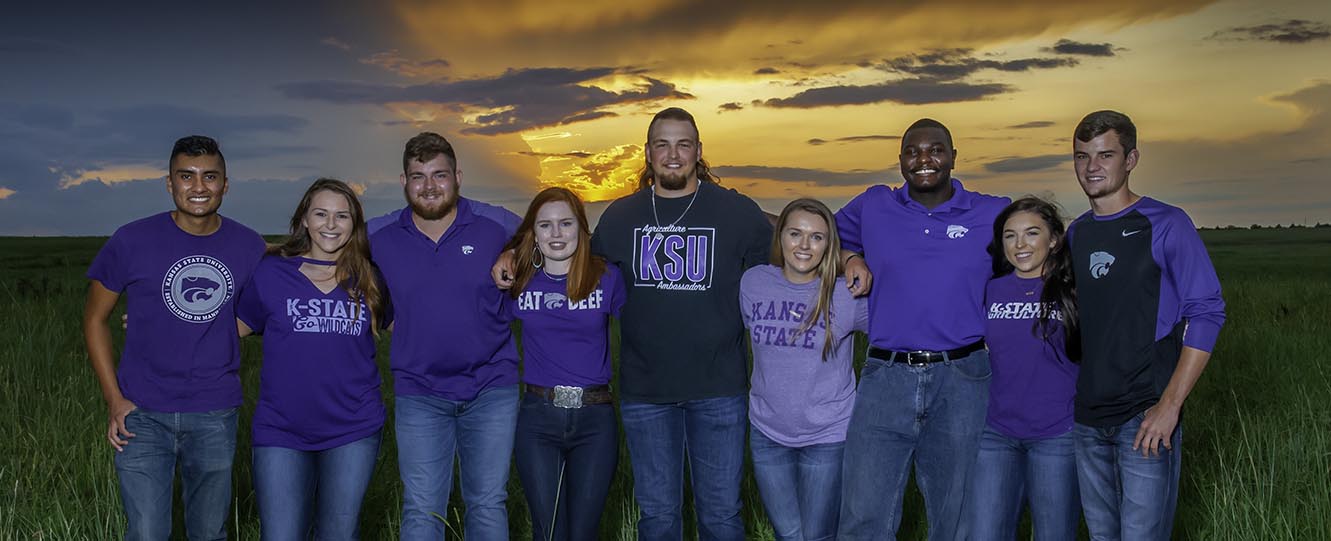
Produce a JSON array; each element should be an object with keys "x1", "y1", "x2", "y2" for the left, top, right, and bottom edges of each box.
[{"x1": 949, "y1": 351, "x2": 992, "y2": 381}]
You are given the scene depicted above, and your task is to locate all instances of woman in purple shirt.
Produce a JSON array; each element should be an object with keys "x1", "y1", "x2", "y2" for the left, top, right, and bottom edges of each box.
[
  {"x1": 964, "y1": 196, "x2": 1081, "y2": 540},
  {"x1": 235, "y1": 178, "x2": 388, "y2": 540},
  {"x1": 504, "y1": 187, "x2": 626, "y2": 541},
  {"x1": 740, "y1": 198, "x2": 868, "y2": 541}
]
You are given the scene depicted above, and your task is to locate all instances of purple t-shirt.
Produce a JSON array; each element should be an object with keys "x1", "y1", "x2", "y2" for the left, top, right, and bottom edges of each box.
[
  {"x1": 503, "y1": 265, "x2": 627, "y2": 388},
  {"x1": 984, "y1": 273, "x2": 1078, "y2": 439},
  {"x1": 86, "y1": 212, "x2": 264, "y2": 412},
  {"x1": 836, "y1": 179, "x2": 1009, "y2": 351},
  {"x1": 741, "y1": 265, "x2": 869, "y2": 446},
  {"x1": 235, "y1": 256, "x2": 386, "y2": 450},
  {"x1": 369, "y1": 198, "x2": 520, "y2": 401}
]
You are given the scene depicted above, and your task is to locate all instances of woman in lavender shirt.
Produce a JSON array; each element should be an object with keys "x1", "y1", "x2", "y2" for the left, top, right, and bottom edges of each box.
[
  {"x1": 235, "y1": 178, "x2": 388, "y2": 540},
  {"x1": 504, "y1": 187, "x2": 626, "y2": 541},
  {"x1": 964, "y1": 196, "x2": 1081, "y2": 540},
  {"x1": 740, "y1": 198, "x2": 868, "y2": 541}
]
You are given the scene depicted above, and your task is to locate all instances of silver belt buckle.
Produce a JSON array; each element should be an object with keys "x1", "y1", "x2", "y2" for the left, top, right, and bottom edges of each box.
[
  {"x1": 908, "y1": 350, "x2": 931, "y2": 367},
  {"x1": 552, "y1": 385, "x2": 584, "y2": 408}
]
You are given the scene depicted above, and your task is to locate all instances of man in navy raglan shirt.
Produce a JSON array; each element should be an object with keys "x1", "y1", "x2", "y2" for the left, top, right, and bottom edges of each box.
[
  {"x1": 84, "y1": 136, "x2": 265, "y2": 540},
  {"x1": 366, "y1": 132, "x2": 522, "y2": 540},
  {"x1": 1068, "y1": 110, "x2": 1225, "y2": 540},
  {"x1": 834, "y1": 119, "x2": 1010, "y2": 540}
]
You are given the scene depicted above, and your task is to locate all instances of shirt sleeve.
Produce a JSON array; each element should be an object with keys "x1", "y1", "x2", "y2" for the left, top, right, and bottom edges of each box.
[
  {"x1": 835, "y1": 191, "x2": 868, "y2": 254},
  {"x1": 87, "y1": 231, "x2": 128, "y2": 292},
  {"x1": 741, "y1": 197, "x2": 774, "y2": 270},
  {"x1": 366, "y1": 207, "x2": 405, "y2": 235},
  {"x1": 739, "y1": 270, "x2": 756, "y2": 328},
  {"x1": 471, "y1": 201, "x2": 522, "y2": 238},
  {"x1": 234, "y1": 270, "x2": 267, "y2": 334},
  {"x1": 1161, "y1": 213, "x2": 1226, "y2": 352},
  {"x1": 373, "y1": 265, "x2": 394, "y2": 328}
]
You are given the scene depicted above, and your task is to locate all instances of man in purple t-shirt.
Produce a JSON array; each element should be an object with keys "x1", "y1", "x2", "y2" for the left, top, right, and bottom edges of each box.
[
  {"x1": 368, "y1": 132, "x2": 522, "y2": 540},
  {"x1": 1068, "y1": 110, "x2": 1225, "y2": 540},
  {"x1": 83, "y1": 136, "x2": 265, "y2": 540},
  {"x1": 835, "y1": 119, "x2": 1010, "y2": 540}
]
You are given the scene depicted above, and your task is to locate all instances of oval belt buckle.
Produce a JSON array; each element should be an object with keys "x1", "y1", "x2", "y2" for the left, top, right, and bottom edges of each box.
[{"x1": 552, "y1": 385, "x2": 584, "y2": 408}]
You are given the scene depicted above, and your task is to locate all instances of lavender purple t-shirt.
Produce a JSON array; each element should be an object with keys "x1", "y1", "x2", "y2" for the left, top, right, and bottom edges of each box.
[
  {"x1": 984, "y1": 273, "x2": 1078, "y2": 439},
  {"x1": 86, "y1": 212, "x2": 265, "y2": 412},
  {"x1": 235, "y1": 256, "x2": 386, "y2": 450},
  {"x1": 741, "y1": 265, "x2": 869, "y2": 446},
  {"x1": 503, "y1": 265, "x2": 627, "y2": 388}
]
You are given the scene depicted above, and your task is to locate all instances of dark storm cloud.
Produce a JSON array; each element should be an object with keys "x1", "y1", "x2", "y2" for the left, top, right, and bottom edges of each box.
[
  {"x1": 983, "y1": 154, "x2": 1066, "y2": 173},
  {"x1": 806, "y1": 134, "x2": 900, "y2": 146},
  {"x1": 762, "y1": 78, "x2": 1011, "y2": 108},
  {"x1": 515, "y1": 150, "x2": 594, "y2": 159},
  {"x1": 1007, "y1": 121, "x2": 1056, "y2": 129},
  {"x1": 1043, "y1": 39, "x2": 1118, "y2": 57},
  {"x1": 754, "y1": 67, "x2": 781, "y2": 75},
  {"x1": 714, "y1": 165, "x2": 888, "y2": 186},
  {"x1": 1208, "y1": 19, "x2": 1331, "y2": 44},
  {"x1": 880, "y1": 49, "x2": 1079, "y2": 81},
  {"x1": 717, "y1": 102, "x2": 744, "y2": 112},
  {"x1": 278, "y1": 67, "x2": 693, "y2": 135}
]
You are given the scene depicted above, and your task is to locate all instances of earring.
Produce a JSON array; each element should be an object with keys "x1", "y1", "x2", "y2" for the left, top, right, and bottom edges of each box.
[{"x1": 532, "y1": 245, "x2": 544, "y2": 269}]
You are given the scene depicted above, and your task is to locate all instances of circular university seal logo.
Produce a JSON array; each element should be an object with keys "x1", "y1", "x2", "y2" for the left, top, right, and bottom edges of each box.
[{"x1": 161, "y1": 255, "x2": 235, "y2": 322}]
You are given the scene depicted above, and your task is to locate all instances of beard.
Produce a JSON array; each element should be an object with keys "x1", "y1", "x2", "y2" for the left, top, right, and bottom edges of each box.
[
  {"x1": 653, "y1": 164, "x2": 694, "y2": 191},
  {"x1": 405, "y1": 186, "x2": 457, "y2": 220}
]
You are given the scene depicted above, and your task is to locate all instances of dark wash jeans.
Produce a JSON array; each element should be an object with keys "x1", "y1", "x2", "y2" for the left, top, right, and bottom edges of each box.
[
  {"x1": 749, "y1": 425, "x2": 844, "y2": 541},
  {"x1": 115, "y1": 407, "x2": 237, "y2": 541},
  {"x1": 252, "y1": 432, "x2": 381, "y2": 540},
  {"x1": 1074, "y1": 411, "x2": 1183, "y2": 541},
  {"x1": 620, "y1": 395, "x2": 748, "y2": 541},
  {"x1": 963, "y1": 427, "x2": 1080, "y2": 541},
  {"x1": 513, "y1": 393, "x2": 618, "y2": 541},
  {"x1": 838, "y1": 349, "x2": 991, "y2": 540}
]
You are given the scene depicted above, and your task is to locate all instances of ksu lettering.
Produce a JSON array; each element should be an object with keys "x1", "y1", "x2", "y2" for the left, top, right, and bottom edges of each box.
[
  {"x1": 986, "y1": 301, "x2": 1063, "y2": 321},
  {"x1": 639, "y1": 233, "x2": 709, "y2": 282},
  {"x1": 516, "y1": 289, "x2": 605, "y2": 311},
  {"x1": 285, "y1": 297, "x2": 369, "y2": 336},
  {"x1": 750, "y1": 325, "x2": 819, "y2": 350}
]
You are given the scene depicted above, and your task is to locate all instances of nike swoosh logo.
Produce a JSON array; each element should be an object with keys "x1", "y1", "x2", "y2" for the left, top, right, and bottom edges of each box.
[{"x1": 1122, "y1": 229, "x2": 1143, "y2": 237}]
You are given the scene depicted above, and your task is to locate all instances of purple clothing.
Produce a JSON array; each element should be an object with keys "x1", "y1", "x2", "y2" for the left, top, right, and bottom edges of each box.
[
  {"x1": 835, "y1": 179, "x2": 1010, "y2": 351},
  {"x1": 369, "y1": 198, "x2": 520, "y2": 401},
  {"x1": 367, "y1": 201, "x2": 520, "y2": 238},
  {"x1": 741, "y1": 265, "x2": 869, "y2": 446},
  {"x1": 86, "y1": 212, "x2": 264, "y2": 412},
  {"x1": 235, "y1": 256, "x2": 386, "y2": 450},
  {"x1": 503, "y1": 265, "x2": 627, "y2": 388},
  {"x1": 983, "y1": 273, "x2": 1078, "y2": 440}
]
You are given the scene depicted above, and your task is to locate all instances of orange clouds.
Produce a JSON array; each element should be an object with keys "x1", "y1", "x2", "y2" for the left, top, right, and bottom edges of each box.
[
  {"x1": 0, "y1": 187, "x2": 15, "y2": 200},
  {"x1": 58, "y1": 165, "x2": 163, "y2": 189}
]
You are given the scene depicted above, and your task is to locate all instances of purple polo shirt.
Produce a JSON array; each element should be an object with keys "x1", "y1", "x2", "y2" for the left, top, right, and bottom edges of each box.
[
  {"x1": 836, "y1": 179, "x2": 1009, "y2": 351},
  {"x1": 503, "y1": 265, "x2": 627, "y2": 388},
  {"x1": 369, "y1": 198, "x2": 520, "y2": 401},
  {"x1": 86, "y1": 212, "x2": 265, "y2": 412},
  {"x1": 236, "y1": 256, "x2": 386, "y2": 450}
]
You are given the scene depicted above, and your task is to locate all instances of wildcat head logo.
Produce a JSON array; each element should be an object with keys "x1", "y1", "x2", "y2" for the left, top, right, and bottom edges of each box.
[
  {"x1": 1089, "y1": 251, "x2": 1115, "y2": 279},
  {"x1": 462, "y1": 245, "x2": 475, "y2": 255},
  {"x1": 162, "y1": 255, "x2": 234, "y2": 322},
  {"x1": 543, "y1": 292, "x2": 567, "y2": 309},
  {"x1": 946, "y1": 224, "x2": 969, "y2": 239}
]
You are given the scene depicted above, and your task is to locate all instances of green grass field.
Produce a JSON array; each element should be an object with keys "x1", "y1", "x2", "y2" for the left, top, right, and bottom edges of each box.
[{"x1": 2, "y1": 228, "x2": 1329, "y2": 540}]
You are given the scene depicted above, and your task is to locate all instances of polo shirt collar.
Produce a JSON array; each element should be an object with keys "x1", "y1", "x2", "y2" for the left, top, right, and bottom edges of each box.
[
  {"x1": 395, "y1": 197, "x2": 477, "y2": 238},
  {"x1": 893, "y1": 178, "x2": 976, "y2": 213}
]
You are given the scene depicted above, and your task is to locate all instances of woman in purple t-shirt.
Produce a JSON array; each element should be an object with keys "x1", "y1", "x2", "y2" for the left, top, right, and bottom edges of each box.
[
  {"x1": 503, "y1": 187, "x2": 626, "y2": 541},
  {"x1": 965, "y1": 196, "x2": 1081, "y2": 540},
  {"x1": 740, "y1": 198, "x2": 868, "y2": 541},
  {"x1": 235, "y1": 178, "x2": 388, "y2": 540}
]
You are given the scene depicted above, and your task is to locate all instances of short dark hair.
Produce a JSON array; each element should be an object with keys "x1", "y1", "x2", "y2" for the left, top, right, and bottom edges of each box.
[
  {"x1": 403, "y1": 132, "x2": 458, "y2": 173},
  {"x1": 170, "y1": 135, "x2": 224, "y2": 170},
  {"x1": 902, "y1": 118, "x2": 953, "y2": 150},
  {"x1": 1075, "y1": 110, "x2": 1136, "y2": 154}
]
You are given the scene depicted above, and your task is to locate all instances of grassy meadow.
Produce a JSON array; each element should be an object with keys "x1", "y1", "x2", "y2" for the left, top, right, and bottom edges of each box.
[{"x1": 2, "y1": 227, "x2": 1329, "y2": 539}]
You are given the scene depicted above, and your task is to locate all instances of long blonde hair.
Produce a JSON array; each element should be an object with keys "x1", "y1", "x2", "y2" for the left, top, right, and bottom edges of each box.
[{"x1": 770, "y1": 198, "x2": 843, "y2": 361}]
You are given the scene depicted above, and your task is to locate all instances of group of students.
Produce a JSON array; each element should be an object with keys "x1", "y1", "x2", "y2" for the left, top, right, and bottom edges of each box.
[{"x1": 83, "y1": 106, "x2": 1225, "y2": 541}]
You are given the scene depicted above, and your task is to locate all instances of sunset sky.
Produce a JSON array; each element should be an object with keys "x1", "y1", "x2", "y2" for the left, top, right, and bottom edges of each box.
[{"x1": 2, "y1": 0, "x2": 1329, "y2": 235}]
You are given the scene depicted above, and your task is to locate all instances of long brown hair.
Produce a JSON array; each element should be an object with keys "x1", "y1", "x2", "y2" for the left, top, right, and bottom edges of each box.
[
  {"x1": 636, "y1": 107, "x2": 721, "y2": 190},
  {"x1": 506, "y1": 187, "x2": 606, "y2": 302},
  {"x1": 771, "y1": 198, "x2": 843, "y2": 361},
  {"x1": 987, "y1": 196, "x2": 1080, "y2": 362},
  {"x1": 274, "y1": 178, "x2": 385, "y2": 335}
]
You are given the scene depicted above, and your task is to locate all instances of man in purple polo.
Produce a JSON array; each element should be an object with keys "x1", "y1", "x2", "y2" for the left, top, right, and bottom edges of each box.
[
  {"x1": 84, "y1": 135, "x2": 265, "y2": 540},
  {"x1": 1068, "y1": 110, "x2": 1225, "y2": 540},
  {"x1": 367, "y1": 132, "x2": 521, "y2": 540},
  {"x1": 835, "y1": 118, "x2": 1009, "y2": 539}
]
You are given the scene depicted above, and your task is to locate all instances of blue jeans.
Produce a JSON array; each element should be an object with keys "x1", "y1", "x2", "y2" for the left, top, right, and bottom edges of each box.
[
  {"x1": 964, "y1": 427, "x2": 1080, "y2": 541},
  {"x1": 513, "y1": 393, "x2": 618, "y2": 541},
  {"x1": 620, "y1": 395, "x2": 747, "y2": 541},
  {"x1": 114, "y1": 407, "x2": 237, "y2": 541},
  {"x1": 395, "y1": 385, "x2": 520, "y2": 541},
  {"x1": 253, "y1": 433, "x2": 381, "y2": 540},
  {"x1": 838, "y1": 350, "x2": 991, "y2": 540},
  {"x1": 749, "y1": 426, "x2": 843, "y2": 541},
  {"x1": 1073, "y1": 412, "x2": 1183, "y2": 541}
]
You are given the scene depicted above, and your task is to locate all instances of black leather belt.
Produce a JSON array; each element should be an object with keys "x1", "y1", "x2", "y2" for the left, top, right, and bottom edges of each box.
[
  {"x1": 525, "y1": 384, "x2": 613, "y2": 408},
  {"x1": 867, "y1": 340, "x2": 986, "y2": 366}
]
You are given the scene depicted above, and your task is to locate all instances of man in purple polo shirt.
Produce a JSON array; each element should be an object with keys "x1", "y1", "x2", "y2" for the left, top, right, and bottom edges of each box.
[
  {"x1": 83, "y1": 135, "x2": 265, "y2": 540},
  {"x1": 835, "y1": 118, "x2": 1010, "y2": 539},
  {"x1": 1068, "y1": 110, "x2": 1225, "y2": 540},
  {"x1": 367, "y1": 132, "x2": 522, "y2": 540}
]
